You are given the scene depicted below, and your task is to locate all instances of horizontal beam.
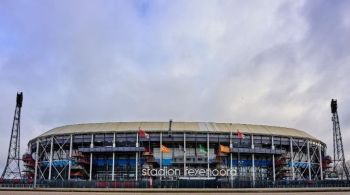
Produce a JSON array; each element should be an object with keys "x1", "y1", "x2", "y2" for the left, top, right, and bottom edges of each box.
[{"x1": 79, "y1": 147, "x2": 144, "y2": 153}]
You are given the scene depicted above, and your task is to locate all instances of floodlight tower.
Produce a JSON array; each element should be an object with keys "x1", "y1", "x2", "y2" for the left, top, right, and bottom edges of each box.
[
  {"x1": 331, "y1": 99, "x2": 349, "y2": 180},
  {"x1": 1, "y1": 92, "x2": 23, "y2": 179}
]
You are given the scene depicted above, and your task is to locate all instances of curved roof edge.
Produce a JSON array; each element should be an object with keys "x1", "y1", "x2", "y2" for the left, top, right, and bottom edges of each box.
[{"x1": 31, "y1": 121, "x2": 324, "y2": 145}]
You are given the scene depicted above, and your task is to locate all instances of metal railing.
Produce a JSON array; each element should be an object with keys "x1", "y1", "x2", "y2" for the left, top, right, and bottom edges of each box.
[{"x1": 1, "y1": 179, "x2": 350, "y2": 189}]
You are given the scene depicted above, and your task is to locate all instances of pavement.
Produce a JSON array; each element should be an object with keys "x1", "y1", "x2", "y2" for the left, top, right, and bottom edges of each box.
[{"x1": 1, "y1": 192, "x2": 350, "y2": 195}]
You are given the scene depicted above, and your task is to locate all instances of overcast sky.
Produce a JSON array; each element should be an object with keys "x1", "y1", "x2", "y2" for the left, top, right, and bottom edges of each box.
[{"x1": 1, "y1": 0, "x2": 350, "y2": 172}]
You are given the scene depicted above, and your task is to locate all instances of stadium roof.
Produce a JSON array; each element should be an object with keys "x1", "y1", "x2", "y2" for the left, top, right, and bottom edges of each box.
[{"x1": 35, "y1": 122, "x2": 323, "y2": 143}]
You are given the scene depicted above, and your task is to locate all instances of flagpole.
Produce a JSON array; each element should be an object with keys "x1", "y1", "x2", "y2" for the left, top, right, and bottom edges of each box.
[
  {"x1": 184, "y1": 132, "x2": 186, "y2": 177},
  {"x1": 112, "y1": 132, "x2": 115, "y2": 181},
  {"x1": 160, "y1": 132, "x2": 162, "y2": 182},
  {"x1": 251, "y1": 134, "x2": 255, "y2": 187},
  {"x1": 136, "y1": 131, "x2": 139, "y2": 181},
  {"x1": 207, "y1": 132, "x2": 209, "y2": 178},
  {"x1": 195, "y1": 133, "x2": 197, "y2": 157},
  {"x1": 149, "y1": 135, "x2": 151, "y2": 153},
  {"x1": 238, "y1": 132, "x2": 240, "y2": 184},
  {"x1": 230, "y1": 132, "x2": 233, "y2": 187}
]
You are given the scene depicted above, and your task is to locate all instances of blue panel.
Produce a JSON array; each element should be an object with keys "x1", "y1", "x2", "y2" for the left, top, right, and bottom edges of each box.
[
  {"x1": 113, "y1": 159, "x2": 137, "y2": 166},
  {"x1": 52, "y1": 160, "x2": 69, "y2": 167},
  {"x1": 288, "y1": 161, "x2": 309, "y2": 168},
  {"x1": 40, "y1": 161, "x2": 49, "y2": 166},
  {"x1": 162, "y1": 159, "x2": 172, "y2": 166},
  {"x1": 155, "y1": 159, "x2": 172, "y2": 166},
  {"x1": 93, "y1": 159, "x2": 117, "y2": 166},
  {"x1": 140, "y1": 159, "x2": 145, "y2": 164},
  {"x1": 115, "y1": 159, "x2": 128, "y2": 166},
  {"x1": 129, "y1": 159, "x2": 136, "y2": 166},
  {"x1": 230, "y1": 160, "x2": 272, "y2": 167}
]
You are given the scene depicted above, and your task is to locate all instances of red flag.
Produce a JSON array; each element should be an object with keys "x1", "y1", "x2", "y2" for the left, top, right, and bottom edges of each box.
[
  {"x1": 236, "y1": 130, "x2": 245, "y2": 139},
  {"x1": 138, "y1": 127, "x2": 149, "y2": 139},
  {"x1": 144, "y1": 147, "x2": 151, "y2": 153}
]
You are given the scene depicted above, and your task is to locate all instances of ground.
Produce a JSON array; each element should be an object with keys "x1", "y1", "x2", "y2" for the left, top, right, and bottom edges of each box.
[{"x1": 0, "y1": 192, "x2": 350, "y2": 195}]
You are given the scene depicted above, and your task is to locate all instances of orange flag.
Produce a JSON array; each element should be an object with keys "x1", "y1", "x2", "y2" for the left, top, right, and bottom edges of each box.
[
  {"x1": 219, "y1": 144, "x2": 230, "y2": 153},
  {"x1": 160, "y1": 145, "x2": 171, "y2": 153}
]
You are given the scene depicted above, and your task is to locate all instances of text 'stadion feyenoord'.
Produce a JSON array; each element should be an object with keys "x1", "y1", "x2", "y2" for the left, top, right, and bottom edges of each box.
[{"x1": 142, "y1": 167, "x2": 237, "y2": 177}]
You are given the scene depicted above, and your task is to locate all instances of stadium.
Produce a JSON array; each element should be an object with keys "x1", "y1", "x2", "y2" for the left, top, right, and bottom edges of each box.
[{"x1": 22, "y1": 121, "x2": 331, "y2": 188}]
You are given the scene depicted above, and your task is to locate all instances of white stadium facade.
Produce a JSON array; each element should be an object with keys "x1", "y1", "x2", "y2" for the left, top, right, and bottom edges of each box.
[{"x1": 22, "y1": 121, "x2": 332, "y2": 188}]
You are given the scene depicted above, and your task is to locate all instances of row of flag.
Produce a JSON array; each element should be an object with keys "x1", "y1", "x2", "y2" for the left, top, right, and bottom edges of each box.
[
  {"x1": 158, "y1": 143, "x2": 231, "y2": 154},
  {"x1": 138, "y1": 127, "x2": 246, "y2": 154}
]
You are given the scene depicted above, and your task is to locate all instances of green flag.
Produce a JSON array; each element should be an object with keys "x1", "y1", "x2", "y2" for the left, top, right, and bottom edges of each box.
[{"x1": 199, "y1": 144, "x2": 207, "y2": 154}]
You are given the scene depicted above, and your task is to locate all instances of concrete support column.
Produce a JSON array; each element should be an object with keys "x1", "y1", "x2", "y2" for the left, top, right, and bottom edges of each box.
[
  {"x1": 89, "y1": 134, "x2": 94, "y2": 181},
  {"x1": 184, "y1": 132, "x2": 186, "y2": 176},
  {"x1": 251, "y1": 135, "x2": 255, "y2": 184},
  {"x1": 272, "y1": 136, "x2": 275, "y2": 182},
  {"x1": 48, "y1": 136, "x2": 53, "y2": 180},
  {"x1": 34, "y1": 139, "x2": 39, "y2": 189},
  {"x1": 319, "y1": 145, "x2": 323, "y2": 180},
  {"x1": 290, "y1": 137, "x2": 295, "y2": 180},
  {"x1": 112, "y1": 133, "x2": 115, "y2": 181},
  {"x1": 272, "y1": 154, "x2": 276, "y2": 182},
  {"x1": 230, "y1": 132, "x2": 233, "y2": 184},
  {"x1": 307, "y1": 141, "x2": 312, "y2": 180},
  {"x1": 68, "y1": 134, "x2": 73, "y2": 180}
]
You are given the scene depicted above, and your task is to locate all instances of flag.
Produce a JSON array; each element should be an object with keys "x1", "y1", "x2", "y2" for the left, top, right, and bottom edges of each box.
[
  {"x1": 219, "y1": 144, "x2": 230, "y2": 153},
  {"x1": 144, "y1": 147, "x2": 151, "y2": 153},
  {"x1": 236, "y1": 130, "x2": 245, "y2": 139},
  {"x1": 160, "y1": 144, "x2": 171, "y2": 153},
  {"x1": 199, "y1": 144, "x2": 207, "y2": 154},
  {"x1": 138, "y1": 127, "x2": 149, "y2": 139}
]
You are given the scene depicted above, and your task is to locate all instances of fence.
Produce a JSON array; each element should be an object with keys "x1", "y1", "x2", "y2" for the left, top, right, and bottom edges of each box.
[{"x1": 1, "y1": 179, "x2": 350, "y2": 189}]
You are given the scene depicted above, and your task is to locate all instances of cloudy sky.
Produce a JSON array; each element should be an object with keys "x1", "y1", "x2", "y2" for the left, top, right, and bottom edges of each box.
[{"x1": 0, "y1": 0, "x2": 350, "y2": 171}]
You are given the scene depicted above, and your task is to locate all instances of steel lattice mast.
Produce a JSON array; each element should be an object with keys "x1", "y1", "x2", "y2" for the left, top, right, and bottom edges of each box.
[
  {"x1": 1, "y1": 92, "x2": 23, "y2": 179},
  {"x1": 331, "y1": 99, "x2": 349, "y2": 180}
]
